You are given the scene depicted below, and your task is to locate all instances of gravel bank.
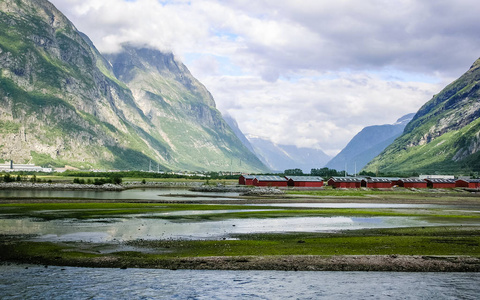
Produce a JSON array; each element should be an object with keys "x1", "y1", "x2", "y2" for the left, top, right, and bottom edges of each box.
[
  {"x1": 3, "y1": 254, "x2": 479, "y2": 272},
  {"x1": 0, "y1": 182, "x2": 124, "y2": 191}
]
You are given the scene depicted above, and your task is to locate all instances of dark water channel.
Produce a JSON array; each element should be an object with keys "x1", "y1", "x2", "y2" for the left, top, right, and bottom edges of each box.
[{"x1": 1, "y1": 265, "x2": 479, "y2": 299}]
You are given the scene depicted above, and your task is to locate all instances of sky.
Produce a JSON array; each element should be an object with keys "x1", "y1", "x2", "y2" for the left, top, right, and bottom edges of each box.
[{"x1": 49, "y1": 0, "x2": 480, "y2": 157}]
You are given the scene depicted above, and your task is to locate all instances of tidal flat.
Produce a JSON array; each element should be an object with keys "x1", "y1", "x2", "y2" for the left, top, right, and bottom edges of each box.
[{"x1": 1, "y1": 188, "x2": 479, "y2": 271}]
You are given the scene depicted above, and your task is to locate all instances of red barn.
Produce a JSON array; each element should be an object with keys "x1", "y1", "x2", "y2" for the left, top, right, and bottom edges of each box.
[
  {"x1": 253, "y1": 175, "x2": 288, "y2": 187},
  {"x1": 361, "y1": 178, "x2": 393, "y2": 189},
  {"x1": 285, "y1": 176, "x2": 324, "y2": 187},
  {"x1": 398, "y1": 178, "x2": 428, "y2": 189},
  {"x1": 425, "y1": 179, "x2": 456, "y2": 189},
  {"x1": 327, "y1": 177, "x2": 362, "y2": 188},
  {"x1": 239, "y1": 175, "x2": 256, "y2": 185},
  {"x1": 455, "y1": 179, "x2": 480, "y2": 189}
]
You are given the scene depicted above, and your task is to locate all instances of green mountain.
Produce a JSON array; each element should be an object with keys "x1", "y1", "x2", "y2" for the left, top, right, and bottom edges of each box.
[
  {"x1": 0, "y1": 0, "x2": 267, "y2": 172},
  {"x1": 363, "y1": 58, "x2": 480, "y2": 175}
]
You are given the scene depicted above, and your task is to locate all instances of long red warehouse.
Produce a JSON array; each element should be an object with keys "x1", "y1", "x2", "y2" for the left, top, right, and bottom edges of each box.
[
  {"x1": 327, "y1": 177, "x2": 362, "y2": 188},
  {"x1": 253, "y1": 175, "x2": 288, "y2": 187},
  {"x1": 285, "y1": 176, "x2": 324, "y2": 187}
]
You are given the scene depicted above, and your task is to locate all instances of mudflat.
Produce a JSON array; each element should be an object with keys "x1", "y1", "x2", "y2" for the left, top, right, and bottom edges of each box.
[{"x1": 1, "y1": 187, "x2": 479, "y2": 272}]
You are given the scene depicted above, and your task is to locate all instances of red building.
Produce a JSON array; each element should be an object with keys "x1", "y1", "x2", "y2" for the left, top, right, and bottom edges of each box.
[
  {"x1": 398, "y1": 178, "x2": 428, "y2": 189},
  {"x1": 239, "y1": 175, "x2": 256, "y2": 185},
  {"x1": 455, "y1": 179, "x2": 480, "y2": 189},
  {"x1": 285, "y1": 176, "x2": 324, "y2": 187},
  {"x1": 361, "y1": 178, "x2": 393, "y2": 189},
  {"x1": 253, "y1": 175, "x2": 288, "y2": 187},
  {"x1": 327, "y1": 177, "x2": 362, "y2": 188},
  {"x1": 425, "y1": 179, "x2": 456, "y2": 189}
]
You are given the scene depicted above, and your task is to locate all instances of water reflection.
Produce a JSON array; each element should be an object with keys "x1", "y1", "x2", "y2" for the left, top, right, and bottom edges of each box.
[
  {"x1": 0, "y1": 188, "x2": 240, "y2": 201},
  {"x1": 0, "y1": 215, "x2": 457, "y2": 242}
]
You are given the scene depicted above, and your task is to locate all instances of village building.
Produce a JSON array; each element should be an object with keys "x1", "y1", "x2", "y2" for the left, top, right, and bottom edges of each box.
[
  {"x1": 425, "y1": 178, "x2": 456, "y2": 189},
  {"x1": 361, "y1": 178, "x2": 393, "y2": 189},
  {"x1": 238, "y1": 175, "x2": 256, "y2": 185},
  {"x1": 285, "y1": 176, "x2": 324, "y2": 187},
  {"x1": 455, "y1": 179, "x2": 480, "y2": 189},
  {"x1": 397, "y1": 178, "x2": 428, "y2": 189},
  {"x1": 327, "y1": 177, "x2": 362, "y2": 188},
  {"x1": 0, "y1": 161, "x2": 52, "y2": 172},
  {"x1": 252, "y1": 175, "x2": 288, "y2": 187}
]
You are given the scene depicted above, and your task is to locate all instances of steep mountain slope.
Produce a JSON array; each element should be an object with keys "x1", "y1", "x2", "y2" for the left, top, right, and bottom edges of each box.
[
  {"x1": 222, "y1": 114, "x2": 257, "y2": 155},
  {"x1": 247, "y1": 136, "x2": 331, "y2": 173},
  {"x1": 325, "y1": 113, "x2": 414, "y2": 174},
  {"x1": 0, "y1": 0, "x2": 267, "y2": 172},
  {"x1": 105, "y1": 46, "x2": 267, "y2": 171},
  {"x1": 364, "y1": 58, "x2": 480, "y2": 175}
]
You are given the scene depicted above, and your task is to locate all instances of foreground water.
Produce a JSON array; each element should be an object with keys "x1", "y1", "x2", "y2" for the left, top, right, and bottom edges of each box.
[
  {"x1": 0, "y1": 265, "x2": 478, "y2": 299},
  {"x1": 0, "y1": 188, "x2": 240, "y2": 201}
]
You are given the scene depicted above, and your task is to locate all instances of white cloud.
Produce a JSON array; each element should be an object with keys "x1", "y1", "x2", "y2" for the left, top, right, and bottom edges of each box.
[
  {"x1": 200, "y1": 72, "x2": 442, "y2": 154},
  {"x1": 49, "y1": 0, "x2": 480, "y2": 156}
]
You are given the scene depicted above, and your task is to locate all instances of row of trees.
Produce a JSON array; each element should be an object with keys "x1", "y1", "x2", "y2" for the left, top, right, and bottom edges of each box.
[
  {"x1": 1, "y1": 174, "x2": 48, "y2": 183},
  {"x1": 72, "y1": 176, "x2": 122, "y2": 185}
]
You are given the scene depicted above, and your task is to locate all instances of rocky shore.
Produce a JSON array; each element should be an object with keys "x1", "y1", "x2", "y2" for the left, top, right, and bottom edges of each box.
[
  {"x1": 3, "y1": 254, "x2": 479, "y2": 272},
  {"x1": 0, "y1": 182, "x2": 124, "y2": 191},
  {"x1": 0, "y1": 181, "x2": 205, "y2": 191},
  {"x1": 191, "y1": 185, "x2": 285, "y2": 196}
]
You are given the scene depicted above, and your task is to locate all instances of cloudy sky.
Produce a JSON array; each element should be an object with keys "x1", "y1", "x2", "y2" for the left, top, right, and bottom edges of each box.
[{"x1": 50, "y1": 0, "x2": 480, "y2": 156}]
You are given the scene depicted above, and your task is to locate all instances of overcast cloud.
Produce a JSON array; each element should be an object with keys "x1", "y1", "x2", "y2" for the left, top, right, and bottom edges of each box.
[{"x1": 50, "y1": 0, "x2": 480, "y2": 156}]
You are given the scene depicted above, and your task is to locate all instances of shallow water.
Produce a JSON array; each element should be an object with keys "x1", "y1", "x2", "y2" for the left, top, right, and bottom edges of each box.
[
  {"x1": 0, "y1": 188, "x2": 240, "y2": 201},
  {"x1": 1, "y1": 265, "x2": 479, "y2": 299},
  {"x1": 0, "y1": 214, "x2": 471, "y2": 242},
  {"x1": 257, "y1": 203, "x2": 451, "y2": 208}
]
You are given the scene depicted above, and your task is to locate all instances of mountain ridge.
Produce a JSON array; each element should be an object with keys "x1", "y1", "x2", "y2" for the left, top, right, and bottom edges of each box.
[
  {"x1": 0, "y1": 0, "x2": 268, "y2": 172},
  {"x1": 363, "y1": 58, "x2": 480, "y2": 175},
  {"x1": 325, "y1": 113, "x2": 414, "y2": 174}
]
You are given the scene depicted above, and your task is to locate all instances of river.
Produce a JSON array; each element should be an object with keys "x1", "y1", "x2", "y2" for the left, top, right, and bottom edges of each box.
[
  {"x1": 1, "y1": 188, "x2": 479, "y2": 299},
  {"x1": 1, "y1": 265, "x2": 479, "y2": 299}
]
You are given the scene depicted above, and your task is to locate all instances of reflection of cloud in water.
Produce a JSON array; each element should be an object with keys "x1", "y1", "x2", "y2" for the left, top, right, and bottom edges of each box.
[{"x1": 0, "y1": 216, "x2": 453, "y2": 243}]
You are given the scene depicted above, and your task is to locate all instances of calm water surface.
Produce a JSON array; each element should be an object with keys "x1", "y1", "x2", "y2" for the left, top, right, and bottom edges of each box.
[
  {"x1": 0, "y1": 215, "x2": 463, "y2": 242},
  {"x1": 0, "y1": 265, "x2": 478, "y2": 299},
  {"x1": 0, "y1": 188, "x2": 240, "y2": 201}
]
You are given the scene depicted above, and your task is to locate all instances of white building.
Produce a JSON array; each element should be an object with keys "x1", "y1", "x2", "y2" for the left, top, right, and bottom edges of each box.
[{"x1": 0, "y1": 161, "x2": 52, "y2": 172}]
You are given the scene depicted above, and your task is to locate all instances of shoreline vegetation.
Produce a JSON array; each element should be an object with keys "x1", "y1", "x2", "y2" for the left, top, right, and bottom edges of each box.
[{"x1": 0, "y1": 181, "x2": 479, "y2": 272}]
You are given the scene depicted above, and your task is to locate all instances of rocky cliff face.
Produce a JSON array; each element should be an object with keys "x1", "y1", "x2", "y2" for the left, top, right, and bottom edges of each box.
[
  {"x1": 105, "y1": 46, "x2": 267, "y2": 171},
  {"x1": 325, "y1": 113, "x2": 414, "y2": 174},
  {"x1": 363, "y1": 58, "x2": 480, "y2": 175},
  {"x1": 0, "y1": 0, "x2": 267, "y2": 172}
]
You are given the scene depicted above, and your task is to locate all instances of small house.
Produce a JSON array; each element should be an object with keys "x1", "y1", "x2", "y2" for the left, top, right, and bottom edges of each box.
[
  {"x1": 455, "y1": 179, "x2": 480, "y2": 189},
  {"x1": 239, "y1": 175, "x2": 256, "y2": 185},
  {"x1": 285, "y1": 176, "x2": 324, "y2": 187},
  {"x1": 253, "y1": 175, "x2": 288, "y2": 187},
  {"x1": 327, "y1": 177, "x2": 362, "y2": 188},
  {"x1": 425, "y1": 178, "x2": 456, "y2": 189},
  {"x1": 361, "y1": 178, "x2": 393, "y2": 189},
  {"x1": 397, "y1": 178, "x2": 428, "y2": 189}
]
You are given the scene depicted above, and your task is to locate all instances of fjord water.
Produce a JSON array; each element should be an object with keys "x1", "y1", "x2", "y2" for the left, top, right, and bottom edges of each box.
[{"x1": 1, "y1": 265, "x2": 479, "y2": 299}]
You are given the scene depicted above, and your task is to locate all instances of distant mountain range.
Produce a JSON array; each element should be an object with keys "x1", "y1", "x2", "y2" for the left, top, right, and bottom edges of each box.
[
  {"x1": 364, "y1": 57, "x2": 480, "y2": 175},
  {"x1": 245, "y1": 135, "x2": 331, "y2": 173},
  {"x1": 0, "y1": 0, "x2": 268, "y2": 172},
  {"x1": 325, "y1": 113, "x2": 414, "y2": 174}
]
